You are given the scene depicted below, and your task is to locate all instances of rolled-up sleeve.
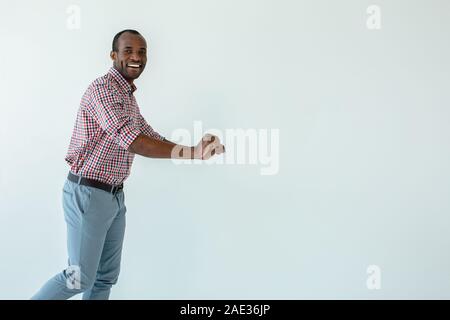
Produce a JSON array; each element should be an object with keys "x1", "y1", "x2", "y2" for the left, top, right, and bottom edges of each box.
[{"x1": 86, "y1": 84, "x2": 141, "y2": 150}]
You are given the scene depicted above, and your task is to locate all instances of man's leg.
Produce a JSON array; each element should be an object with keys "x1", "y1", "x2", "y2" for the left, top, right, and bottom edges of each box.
[
  {"x1": 82, "y1": 191, "x2": 126, "y2": 300},
  {"x1": 31, "y1": 180, "x2": 117, "y2": 300}
]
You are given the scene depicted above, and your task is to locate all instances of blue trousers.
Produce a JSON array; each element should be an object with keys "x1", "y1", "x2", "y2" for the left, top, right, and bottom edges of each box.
[{"x1": 31, "y1": 177, "x2": 126, "y2": 300}]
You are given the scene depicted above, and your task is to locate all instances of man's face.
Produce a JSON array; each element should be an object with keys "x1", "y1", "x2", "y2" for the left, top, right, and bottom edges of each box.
[{"x1": 110, "y1": 32, "x2": 147, "y2": 83}]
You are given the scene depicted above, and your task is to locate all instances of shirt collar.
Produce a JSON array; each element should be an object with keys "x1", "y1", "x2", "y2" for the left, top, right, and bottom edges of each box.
[{"x1": 108, "y1": 67, "x2": 137, "y2": 94}]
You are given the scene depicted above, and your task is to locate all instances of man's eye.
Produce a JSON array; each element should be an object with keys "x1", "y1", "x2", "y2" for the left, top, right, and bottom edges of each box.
[{"x1": 125, "y1": 50, "x2": 132, "y2": 54}]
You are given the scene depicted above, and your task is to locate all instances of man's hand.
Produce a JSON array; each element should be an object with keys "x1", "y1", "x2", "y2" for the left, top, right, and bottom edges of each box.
[{"x1": 194, "y1": 134, "x2": 225, "y2": 160}]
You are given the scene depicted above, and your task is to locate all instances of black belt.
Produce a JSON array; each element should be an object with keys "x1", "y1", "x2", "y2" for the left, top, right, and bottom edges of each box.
[{"x1": 67, "y1": 172, "x2": 123, "y2": 194}]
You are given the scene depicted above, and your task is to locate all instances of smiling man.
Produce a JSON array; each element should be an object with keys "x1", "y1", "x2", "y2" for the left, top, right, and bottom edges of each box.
[
  {"x1": 31, "y1": 29, "x2": 224, "y2": 300},
  {"x1": 112, "y1": 30, "x2": 146, "y2": 84}
]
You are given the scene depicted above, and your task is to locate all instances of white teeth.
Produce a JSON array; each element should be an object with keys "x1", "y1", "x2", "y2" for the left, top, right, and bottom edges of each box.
[{"x1": 128, "y1": 64, "x2": 140, "y2": 68}]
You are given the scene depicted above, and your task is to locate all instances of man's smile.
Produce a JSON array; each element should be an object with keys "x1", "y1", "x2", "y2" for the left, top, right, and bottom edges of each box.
[{"x1": 126, "y1": 63, "x2": 142, "y2": 69}]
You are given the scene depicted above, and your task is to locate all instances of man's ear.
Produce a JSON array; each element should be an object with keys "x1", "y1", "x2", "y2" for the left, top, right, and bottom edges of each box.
[{"x1": 110, "y1": 51, "x2": 116, "y2": 61}]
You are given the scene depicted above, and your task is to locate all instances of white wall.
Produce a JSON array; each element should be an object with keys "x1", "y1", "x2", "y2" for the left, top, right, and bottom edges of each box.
[{"x1": 1, "y1": 0, "x2": 450, "y2": 299}]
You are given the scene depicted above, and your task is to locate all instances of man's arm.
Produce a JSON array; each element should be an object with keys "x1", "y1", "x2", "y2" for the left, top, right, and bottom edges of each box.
[
  {"x1": 128, "y1": 133, "x2": 225, "y2": 159},
  {"x1": 128, "y1": 134, "x2": 194, "y2": 159}
]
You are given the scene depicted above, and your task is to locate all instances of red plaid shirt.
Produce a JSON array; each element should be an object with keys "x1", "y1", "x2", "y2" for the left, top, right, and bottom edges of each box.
[{"x1": 65, "y1": 67, "x2": 164, "y2": 185}]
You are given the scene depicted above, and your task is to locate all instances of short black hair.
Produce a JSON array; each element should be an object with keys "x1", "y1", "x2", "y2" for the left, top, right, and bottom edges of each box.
[{"x1": 112, "y1": 29, "x2": 141, "y2": 52}]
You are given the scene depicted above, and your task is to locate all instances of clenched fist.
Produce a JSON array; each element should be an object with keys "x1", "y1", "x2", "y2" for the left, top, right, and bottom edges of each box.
[{"x1": 194, "y1": 134, "x2": 225, "y2": 160}]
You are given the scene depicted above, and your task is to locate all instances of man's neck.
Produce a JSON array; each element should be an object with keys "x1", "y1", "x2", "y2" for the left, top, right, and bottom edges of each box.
[{"x1": 113, "y1": 65, "x2": 134, "y2": 85}]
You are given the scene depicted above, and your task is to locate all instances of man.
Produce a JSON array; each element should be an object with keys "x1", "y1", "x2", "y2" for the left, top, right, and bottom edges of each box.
[{"x1": 31, "y1": 29, "x2": 224, "y2": 300}]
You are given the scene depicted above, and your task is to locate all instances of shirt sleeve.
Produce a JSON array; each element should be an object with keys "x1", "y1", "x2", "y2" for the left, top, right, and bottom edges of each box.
[
  {"x1": 138, "y1": 113, "x2": 165, "y2": 141},
  {"x1": 86, "y1": 84, "x2": 141, "y2": 151}
]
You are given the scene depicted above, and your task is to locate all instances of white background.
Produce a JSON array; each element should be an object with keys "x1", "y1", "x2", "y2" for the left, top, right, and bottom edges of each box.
[{"x1": 1, "y1": 0, "x2": 450, "y2": 299}]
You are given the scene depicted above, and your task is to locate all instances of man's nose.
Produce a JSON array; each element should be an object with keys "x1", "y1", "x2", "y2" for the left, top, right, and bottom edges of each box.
[{"x1": 130, "y1": 52, "x2": 140, "y2": 62}]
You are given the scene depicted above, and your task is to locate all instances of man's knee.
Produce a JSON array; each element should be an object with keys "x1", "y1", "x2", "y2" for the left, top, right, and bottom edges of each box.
[
  {"x1": 63, "y1": 265, "x2": 96, "y2": 292},
  {"x1": 96, "y1": 264, "x2": 121, "y2": 285},
  {"x1": 95, "y1": 273, "x2": 120, "y2": 287}
]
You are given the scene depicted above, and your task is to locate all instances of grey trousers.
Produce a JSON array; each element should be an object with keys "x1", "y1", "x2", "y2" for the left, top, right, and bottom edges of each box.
[{"x1": 31, "y1": 177, "x2": 126, "y2": 300}]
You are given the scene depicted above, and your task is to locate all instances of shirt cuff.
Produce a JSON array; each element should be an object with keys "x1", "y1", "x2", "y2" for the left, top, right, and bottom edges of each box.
[{"x1": 118, "y1": 126, "x2": 141, "y2": 151}]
